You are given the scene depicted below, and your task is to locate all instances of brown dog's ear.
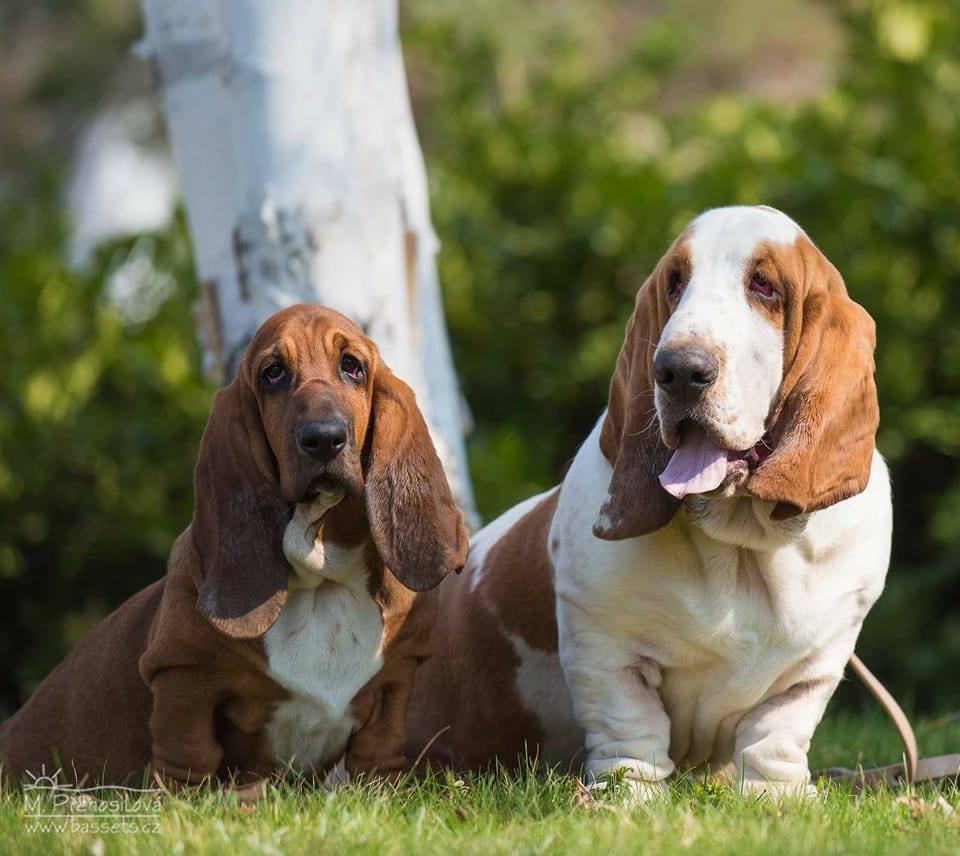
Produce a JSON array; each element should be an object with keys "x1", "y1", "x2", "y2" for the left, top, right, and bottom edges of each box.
[
  {"x1": 364, "y1": 365, "x2": 468, "y2": 591},
  {"x1": 593, "y1": 265, "x2": 680, "y2": 540},
  {"x1": 748, "y1": 245, "x2": 879, "y2": 518},
  {"x1": 191, "y1": 375, "x2": 289, "y2": 638}
]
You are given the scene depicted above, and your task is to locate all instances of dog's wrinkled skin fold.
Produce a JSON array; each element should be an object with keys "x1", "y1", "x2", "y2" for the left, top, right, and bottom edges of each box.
[
  {"x1": 407, "y1": 206, "x2": 890, "y2": 798},
  {"x1": 0, "y1": 305, "x2": 467, "y2": 787}
]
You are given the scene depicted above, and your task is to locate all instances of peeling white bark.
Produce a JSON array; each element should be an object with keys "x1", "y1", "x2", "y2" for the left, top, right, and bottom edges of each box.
[{"x1": 137, "y1": 0, "x2": 476, "y2": 520}]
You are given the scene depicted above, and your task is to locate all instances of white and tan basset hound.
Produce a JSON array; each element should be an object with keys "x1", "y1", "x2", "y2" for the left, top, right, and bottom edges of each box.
[{"x1": 408, "y1": 205, "x2": 890, "y2": 797}]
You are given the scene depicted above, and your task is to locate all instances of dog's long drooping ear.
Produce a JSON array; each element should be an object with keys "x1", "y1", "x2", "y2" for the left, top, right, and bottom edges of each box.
[
  {"x1": 748, "y1": 243, "x2": 879, "y2": 519},
  {"x1": 594, "y1": 263, "x2": 680, "y2": 540},
  {"x1": 191, "y1": 375, "x2": 289, "y2": 638},
  {"x1": 364, "y1": 366, "x2": 468, "y2": 592}
]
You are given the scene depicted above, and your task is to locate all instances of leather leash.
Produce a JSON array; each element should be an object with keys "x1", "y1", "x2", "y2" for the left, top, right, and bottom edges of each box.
[{"x1": 816, "y1": 654, "x2": 960, "y2": 790}]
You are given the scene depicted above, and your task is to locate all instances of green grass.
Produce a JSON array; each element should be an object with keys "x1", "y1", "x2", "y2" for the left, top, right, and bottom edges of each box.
[{"x1": 2, "y1": 711, "x2": 957, "y2": 855}]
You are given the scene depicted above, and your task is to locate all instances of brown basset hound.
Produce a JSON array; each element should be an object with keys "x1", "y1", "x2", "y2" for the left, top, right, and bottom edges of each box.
[
  {"x1": 407, "y1": 206, "x2": 893, "y2": 797},
  {"x1": 0, "y1": 305, "x2": 467, "y2": 787}
]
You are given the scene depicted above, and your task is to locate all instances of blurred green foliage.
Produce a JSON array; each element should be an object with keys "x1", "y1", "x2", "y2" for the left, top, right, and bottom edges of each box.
[
  {"x1": 0, "y1": 180, "x2": 211, "y2": 713},
  {"x1": 0, "y1": 0, "x2": 957, "y2": 714}
]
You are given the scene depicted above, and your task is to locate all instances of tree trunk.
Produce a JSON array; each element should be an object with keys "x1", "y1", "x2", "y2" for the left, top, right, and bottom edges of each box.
[{"x1": 137, "y1": 0, "x2": 476, "y2": 521}]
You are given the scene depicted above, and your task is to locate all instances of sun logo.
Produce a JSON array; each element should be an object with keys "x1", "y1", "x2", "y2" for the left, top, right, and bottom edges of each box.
[{"x1": 23, "y1": 767, "x2": 62, "y2": 790}]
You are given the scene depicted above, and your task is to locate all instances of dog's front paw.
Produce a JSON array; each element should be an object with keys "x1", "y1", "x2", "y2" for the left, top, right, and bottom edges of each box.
[
  {"x1": 585, "y1": 759, "x2": 669, "y2": 804},
  {"x1": 740, "y1": 777, "x2": 818, "y2": 800},
  {"x1": 587, "y1": 775, "x2": 667, "y2": 804},
  {"x1": 320, "y1": 757, "x2": 351, "y2": 790}
]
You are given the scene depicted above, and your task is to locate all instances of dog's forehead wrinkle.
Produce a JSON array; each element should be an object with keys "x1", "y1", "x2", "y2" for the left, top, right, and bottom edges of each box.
[
  {"x1": 689, "y1": 206, "x2": 803, "y2": 277},
  {"x1": 286, "y1": 324, "x2": 350, "y2": 375}
]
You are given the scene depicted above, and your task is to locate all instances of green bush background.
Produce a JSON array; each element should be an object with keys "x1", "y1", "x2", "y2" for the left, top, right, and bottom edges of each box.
[{"x1": 0, "y1": 0, "x2": 957, "y2": 715}]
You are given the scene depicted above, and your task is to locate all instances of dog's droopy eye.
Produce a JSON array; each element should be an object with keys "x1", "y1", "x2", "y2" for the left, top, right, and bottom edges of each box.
[
  {"x1": 667, "y1": 269, "x2": 684, "y2": 300},
  {"x1": 340, "y1": 353, "x2": 364, "y2": 382},
  {"x1": 262, "y1": 363, "x2": 286, "y2": 386},
  {"x1": 749, "y1": 270, "x2": 775, "y2": 299}
]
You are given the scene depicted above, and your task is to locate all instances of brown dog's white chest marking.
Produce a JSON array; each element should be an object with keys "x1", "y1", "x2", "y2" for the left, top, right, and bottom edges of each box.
[
  {"x1": 265, "y1": 493, "x2": 383, "y2": 772},
  {"x1": 0, "y1": 305, "x2": 468, "y2": 788}
]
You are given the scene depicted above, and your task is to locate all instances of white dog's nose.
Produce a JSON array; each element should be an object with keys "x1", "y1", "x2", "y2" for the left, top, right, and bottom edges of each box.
[{"x1": 654, "y1": 346, "x2": 718, "y2": 403}]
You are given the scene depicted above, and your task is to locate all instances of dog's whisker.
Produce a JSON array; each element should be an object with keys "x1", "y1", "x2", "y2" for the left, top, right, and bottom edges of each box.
[{"x1": 623, "y1": 406, "x2": 660, "y2": 439}]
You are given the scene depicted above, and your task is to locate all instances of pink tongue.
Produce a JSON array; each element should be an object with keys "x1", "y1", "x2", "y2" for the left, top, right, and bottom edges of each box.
[{"x1": 659, "y1": 427, "x2": 728, "y2": 500}]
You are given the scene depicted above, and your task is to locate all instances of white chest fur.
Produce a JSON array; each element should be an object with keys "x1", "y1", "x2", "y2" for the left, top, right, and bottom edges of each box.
[
  {"x1": 264, "y1": 496, "x2": 384, "y2": 772},
  {"x1": 551, "y1": 420, "x2": 891, "y2": 765}
]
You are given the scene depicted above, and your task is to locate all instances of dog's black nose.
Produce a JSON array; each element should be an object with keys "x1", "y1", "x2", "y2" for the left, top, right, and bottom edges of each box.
[
  {"x1": 654, "y1": 346, "x2": 719, "y2": 402},
  {"x1": 297, "y1": 420, "x2": 348, "y2": 462}
]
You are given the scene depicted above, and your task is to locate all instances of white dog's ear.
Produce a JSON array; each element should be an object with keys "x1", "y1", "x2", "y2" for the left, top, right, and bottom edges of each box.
[
  {"x1": 594, "y1": 262, "x2": 680, "y2": 540},
  {"x1": 749, "y1": 242, "x2": 879, "y2": 518}
]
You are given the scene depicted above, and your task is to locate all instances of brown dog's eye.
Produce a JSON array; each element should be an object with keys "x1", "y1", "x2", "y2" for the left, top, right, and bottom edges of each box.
[
  {"x1": 667, "y1": 269, "x2": 684, "y2": 300},
  {"x1": 262, "y1": 363, "x2": 286, "y2": 386},
  {"x1": 749, "y1": 270, "x2": 775, "y2": 299},
  {"x1": 340, "y1": 353, "x2": 364, "y2": 382}
]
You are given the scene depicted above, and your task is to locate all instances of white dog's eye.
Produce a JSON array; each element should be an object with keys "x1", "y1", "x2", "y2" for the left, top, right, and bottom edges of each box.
[
  {"x1": 749, "y1": 270, "x2": 775, "y2": 299},
  {"x1": 667, "y1": 269, "x2": 684, "y2": 300}
]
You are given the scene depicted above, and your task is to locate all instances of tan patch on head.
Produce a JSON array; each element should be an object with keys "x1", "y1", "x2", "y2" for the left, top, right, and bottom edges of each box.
[
  {"x1": 743, "y1": 241, "x2": 792, "y2": 329},
  {"x1": 747, "y1": 234, "x2": 879, "y2": 516},
  {"x1": 661, "y1": 239, "x2": 694, "y2": 310}
]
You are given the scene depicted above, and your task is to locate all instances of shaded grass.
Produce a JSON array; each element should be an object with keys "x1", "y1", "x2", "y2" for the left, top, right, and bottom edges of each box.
[{"x1": 2, "y1": 710, "x2": 957, "y2": 855}]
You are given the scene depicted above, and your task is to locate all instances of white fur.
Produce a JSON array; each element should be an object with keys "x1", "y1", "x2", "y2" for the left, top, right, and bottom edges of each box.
[
  {"x1": 506, "y1": 632, "x2": 583, "y2": 768},
  {"x1": 485, "y1": 207, "x2": 892, "y2": 795},
  {"x1": 657, "y1": 206, "x2": 796, "y2": 450},
  {"x1": 264, "y1": 494, "x2": 384, "y2": 773},
  {"x1": 553, "y1": 419, "x2": 890, "y2": 793}
]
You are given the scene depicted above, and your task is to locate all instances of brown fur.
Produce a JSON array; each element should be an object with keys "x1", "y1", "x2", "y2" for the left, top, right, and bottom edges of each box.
[
  {"x1": 406, "y1": 489, "x2": 582, "y2": 770},
  {"x1": 593, "y1": 239, "x2": 684, "y2": 540},
  {"x1": 0, "y1": 305, "x2": 467, "y2": 787},
  {"x1": 747, "y1": 236, "x2": 879, "y2": 517}
]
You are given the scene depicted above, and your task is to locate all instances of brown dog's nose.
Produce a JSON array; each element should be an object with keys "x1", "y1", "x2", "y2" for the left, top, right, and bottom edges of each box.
[
  {"x1": 297, "y1": 420, "x2": 347, "y2": 462},
  {"x1": 654, "y1": 346, "x2": 719, "y2": 403}
]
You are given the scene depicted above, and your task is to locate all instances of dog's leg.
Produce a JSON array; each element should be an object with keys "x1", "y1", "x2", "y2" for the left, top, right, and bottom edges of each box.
[
  {"x1": 733, "y1": 676, "x2": 838, "y2": 798},
  {"x1": 148, "y1": 668, "x2": 224, "y2": 786},
  {"x1": 558, "y1": 602, "x2": 673, "y2": 801},
  {"x1": 344, "y1": 657, "x2": 419, "y2": 781}
]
